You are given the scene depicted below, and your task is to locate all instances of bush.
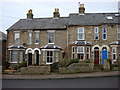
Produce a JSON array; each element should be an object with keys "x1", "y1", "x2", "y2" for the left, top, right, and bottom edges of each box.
[
  {"x1": 3, "y1": 61, "x2": 10, "y2": 69},
  {"x1": 50, "y1": 62, "x2": 59, "y2": 73},
  {"x1": 84, "y1": 59, "x2": 91, "y2": 63},
  {"x1": 18, "y1": 61, "x2": 27, "y2": 68},
  {"x1": 70, "y1": 58, "x2": 79, "y2": 64},
  {"x1": 59, "y1": 58, "x2": 70, "y2": 67},
  {"x1": 9, "y1": 65, "x2": 19, "y2": 70}
]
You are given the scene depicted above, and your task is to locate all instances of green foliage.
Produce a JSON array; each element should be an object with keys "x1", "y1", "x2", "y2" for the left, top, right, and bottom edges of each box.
[
  {"x1": 18, "y1": 61, "x2": 27, "y2": 68},
  {"x1": 84, "y1": 59, "x2": 91, "y2": 63},
  {"x1": 50, "y1": 62, "x2": 59, "y2": 73},
  {"x1": 70, "y1": 58, "x2": 79, "y2": 64},
  {"x1": 3, "y1": 61, "x2": 10, "y2": 69},
  {"x1": 9, "y1": 65, "x2": 19, "y2": 70}
]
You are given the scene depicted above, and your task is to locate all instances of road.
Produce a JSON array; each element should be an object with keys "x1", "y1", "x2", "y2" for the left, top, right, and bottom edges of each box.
[{"x1": 2, "y1": 76, "x2": 119, "y2": 88}]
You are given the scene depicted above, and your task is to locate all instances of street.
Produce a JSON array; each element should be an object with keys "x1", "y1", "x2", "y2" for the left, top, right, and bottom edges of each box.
[{"x1": 2, "y1": 76, "x2": 119, "y2": 88}]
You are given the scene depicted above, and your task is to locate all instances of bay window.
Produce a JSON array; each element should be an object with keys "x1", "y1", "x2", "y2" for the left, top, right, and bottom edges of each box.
[{"x1": 77, "y1": 46, "x2": 84, "y2": 60}]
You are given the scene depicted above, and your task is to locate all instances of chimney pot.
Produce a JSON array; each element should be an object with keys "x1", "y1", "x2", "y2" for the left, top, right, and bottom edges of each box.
[
  {"x1": 79, "y1": 3, "x2": 85, "y2": 14},
  {"x1": 27, "y1": 9, "x2": 34, "y2": 19},
  {"x1": 53, "y1": 8, "x2": 60, "y2": 18}
]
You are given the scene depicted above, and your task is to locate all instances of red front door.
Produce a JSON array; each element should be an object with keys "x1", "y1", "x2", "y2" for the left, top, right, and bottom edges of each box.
[{"x1": 94, "y1": 50, "x2": 99, "y2": 65}]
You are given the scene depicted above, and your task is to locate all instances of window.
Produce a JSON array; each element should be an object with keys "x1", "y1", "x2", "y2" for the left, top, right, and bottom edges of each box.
[
  {"x1": 94, "y1": 27, "x2": 99, "y2": 40},
  {"x1": 77, "y1": 47, "x2": 84, "y2": 60},
  {"x1": 19, "y1": 51, "x2": 23, "y2": 63},
  {"x1": 72, "y1": 46, "x2": 75, "y2": 59},
  {"x1": 117, "y1": 27, "x2": 120, "y2": 40},
  {"x1": 28, "y1": 32, "x2": 32, "y2": 44},
  {"x1": 77, "y1": 27, "x2": 84, "y2": 40},
  {"x1": 56, "y1": 52, "x2": 59, "y2": 62},
  {"x1": 102, "y1": 27, "x2": 107, "y2": 40},
  {"x1": 46, "y1": 51, "x2": 53, "y2": 64},
  {"x1": 112, "y1": 47, "x2": 116, "y2": 60},
  {"x1": 12, "y1": 51, "x2": 18, "y2": 62},
  {"x1": 48, "y1": 31, "x2": 55, "y2": 44},
  {"x1": 14, "y1": 32, "x2": 20, "y2": 44},
  {"x1": 86, "y1": 47, "x2": 90, "y2": 60},
  {"x1": 35, "y1": 32, "x2": 39, "y2": 44},
  {"x1": 119, "y1": 47, "x2": 120, "y2": 57}
]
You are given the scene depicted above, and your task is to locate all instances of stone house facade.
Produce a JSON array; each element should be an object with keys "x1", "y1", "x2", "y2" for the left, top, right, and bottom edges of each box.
[
  {"x1": 0, "y1": 31, "x2": 7, "y2": 66},
  {"x1": 6, "y1": 4, "x2": 120, "y2": 66}
]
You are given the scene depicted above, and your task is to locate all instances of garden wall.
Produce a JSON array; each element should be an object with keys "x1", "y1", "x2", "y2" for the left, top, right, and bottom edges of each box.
[
  {"x1": 59, "y1": 63, "x2": 94, "y2": 74},
  {"x1": 20, "y1": 65, "x2": 50, "y2": 75}
]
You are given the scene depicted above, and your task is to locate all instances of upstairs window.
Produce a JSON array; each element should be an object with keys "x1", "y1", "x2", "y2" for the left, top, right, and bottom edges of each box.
[
  {"x1": 28, "y1": 32, "x2": 32, "y2": 44},
  {"x1": 14, "y1": 32, "x2": 20, "y2": 44},
  {"x1": 117, "y1": 27, "x2": 120, "y2": 40},
  {"x1": 48, "y1": 31, "x2": 55, "y2": 44},
  {"x1": 77, "y1": 27, "x2": 84, "y2": 40},
  {"x1": 35, "y1": 32, "x2": 39, "y2": 44},
  {"x1": 102, "y1": 27, "x2": 107, "y2": 40},
  {"x1": 94, "y1": 27, "x2": 99, "y2": 40}
]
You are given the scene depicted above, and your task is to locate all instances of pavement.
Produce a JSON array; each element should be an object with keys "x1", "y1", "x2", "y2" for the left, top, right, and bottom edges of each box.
[{"x1": 2, "y1": 71, "x2": 120, "y2": 80}]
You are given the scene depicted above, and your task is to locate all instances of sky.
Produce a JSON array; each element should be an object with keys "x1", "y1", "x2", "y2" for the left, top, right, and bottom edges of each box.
[{"x1": 0, "y1": 0, "x2": 120, "y2": 34}]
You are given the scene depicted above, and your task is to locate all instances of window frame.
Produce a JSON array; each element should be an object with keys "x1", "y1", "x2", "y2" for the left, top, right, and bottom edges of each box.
[
  {"x1": 35, "y1": 31, "x2": 39, "y2": 44},
  {"x1": 94, "y1": 27, "x2": 99, "y2": 40},
  {"x1": 72, "y1": 46, "x2": 75, "y2": 59},
  {"x1": 102, "y1": 27, "x2": 107, "y2": 40},
  {"x1": 14, "y1": 32, "x2": 20, "y2": 44},
  {"x1": 112, "y1": 47, "x2": 116, "y2": 61},
  {"x1": 46, "y1": 51, "x2": 53, "y2": 64},
  {"x1": 28, "y1": 32, "x2": 32, "y2": 44},
  {"x1": 86, "y1": 47, "x2": 90, "y2": 60},
  {"x1": 11, "y1": 51, "x2": 18, "y2": 63},
  {"x1": 77, "y1": 46, "x2": 84, "y2": 60},
  {"x1": 117, "y1": 27, "x2": 120, "y2": 40},
  {"x1": 48, "y1": 30, "x2": 55, "y2": 44},
  {"x1": 77, "y1": 27, "x2": 84, "y2": 40}
]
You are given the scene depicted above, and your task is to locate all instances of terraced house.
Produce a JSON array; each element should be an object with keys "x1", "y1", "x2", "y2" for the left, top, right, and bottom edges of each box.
[{"x1": 7, "y1": 4, "x2": 120, "y2": 67}]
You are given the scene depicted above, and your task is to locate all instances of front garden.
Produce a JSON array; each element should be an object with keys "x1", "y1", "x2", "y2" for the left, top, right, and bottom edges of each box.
[{"x1": 2, "y1": 58, "x2": 120, "y2": 75}]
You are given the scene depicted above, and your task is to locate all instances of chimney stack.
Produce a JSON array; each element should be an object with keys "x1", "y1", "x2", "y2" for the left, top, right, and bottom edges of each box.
[
  {"x1": 53, "y1": 8, "x2": 60, "y2": 18},
  {"x1": 27, "y1": 9, "x2": 33, "y2": 19},
  {"x1": 79, "y1": 3, "x2": 85, "y2": 14}
]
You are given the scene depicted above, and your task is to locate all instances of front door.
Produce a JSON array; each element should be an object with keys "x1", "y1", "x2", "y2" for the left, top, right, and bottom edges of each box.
[
  {"x1": 35, "y1": 51, "x2": 39, "y2": 65},
  {"x1": 102, "y1": 47, "x2": 108, "y2": 64},
  {"x1": 28, "y1": 53, "x2": 32, "y2": 65},
  {"x1": 94, "y1": 47, "x2": 99, "y2": 65}
]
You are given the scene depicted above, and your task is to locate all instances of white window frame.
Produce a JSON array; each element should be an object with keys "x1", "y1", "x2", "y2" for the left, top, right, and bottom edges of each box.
[
  {"x1": 102, "y1": 27, "x2": 107, "y2": 40},
  {"x1": 11, "y1": 51, "x2": 18, "y2": 63},
  {"x1": 28, "y1": 32, "x2": 32, "y2": 44},
  {"x1": 112, "y1": 47, "x2": 116, "y2": 61},
  {"x1": 48, "y1": 30, "x2": 55, "y2": 44},
  {"x1": 77, "y1": 46, "x2": 84, "y2": 60},
  {"x1": 77, "y1": 27, "x2": 84, "y2": 40},
  {"x1": 55, "y1": 52, "x2": 59, "y2": 62},
  {"x1": 14, "y1": 32, "x2": 20, "y2": 44},
  {"x1": 94, "y1": 27, "x2": 99, "y2": 40},
  {"x1": 86, "y1": 47, "x2": 90, "y2": 60},
  {"x1": 117, "y1": 27, "x2": 120, "y2": 40},
  {"x1": 72, "y1": 46, "x2": 75, "y2": 59},
  {"x1": 35, "y1": 31, "x2": 39, "y2": 44},
  {"x1": 46, "y1": 51, "x2": 54, "y2": 64}
]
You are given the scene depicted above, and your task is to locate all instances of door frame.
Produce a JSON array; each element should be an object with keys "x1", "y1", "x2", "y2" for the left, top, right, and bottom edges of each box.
[{"x1": 94, "y1": 47, "x2": 100, "y2": 65}]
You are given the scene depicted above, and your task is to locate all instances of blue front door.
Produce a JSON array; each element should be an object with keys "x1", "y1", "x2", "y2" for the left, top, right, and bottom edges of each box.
[{"x1": 102, "y1": 50, "x2": 108, "y2": 64}]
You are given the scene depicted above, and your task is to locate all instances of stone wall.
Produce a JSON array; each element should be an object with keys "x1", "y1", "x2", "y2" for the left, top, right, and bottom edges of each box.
[
  {"x1": 20, "y1": 65, "x2": 51, "y2": 75},
  {"x1": 59, "y1": 63, "x2": 94, "y2": 74}
]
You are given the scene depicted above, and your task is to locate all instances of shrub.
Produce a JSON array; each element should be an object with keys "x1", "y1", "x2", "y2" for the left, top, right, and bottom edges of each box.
[
  {"x1": 84, "y1": 59, "x2": 91, "y2": 63},
  {"x1": 50, "y1": 62, "x2": 59, "y2": 73},
  {"x1": 9, "y1": 65, "x2": 19, "y2": 70},
  {"x1": 18, "y1": 61, "x2": 27, "y2": 68},
  {"x1": 3, "y1": 61, "x2": 10, "y2": 69},
  {"x1": 70, "y1": 58, "x2": 79, "y2": 64},
  {"x1": 59, "y1": 58, "x2": 70, "y2": 67}
]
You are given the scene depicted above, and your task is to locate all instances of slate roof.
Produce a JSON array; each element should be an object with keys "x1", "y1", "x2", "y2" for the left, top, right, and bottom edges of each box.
[
  {"x1": 7, "y1": 17, "x2": 69, "y2": 30},
  {"x1": 69, "y1": 13, "x2": 120, "y2": 26},
  {"x1": 40, "y1": 44, "x2": 61, "y2": 50},
  {"x1": 7, "y1": 12, "x2": 120, "y2": 31},
  {"x1": 70, "y1": 41, "x2": 92, "y2": 46},
  {"x1": 109, "y1": 41, "x2": 120, "y2": 45},
  {"x1": 8, "y1": 45, "x2": 27, "y2": 49}
]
